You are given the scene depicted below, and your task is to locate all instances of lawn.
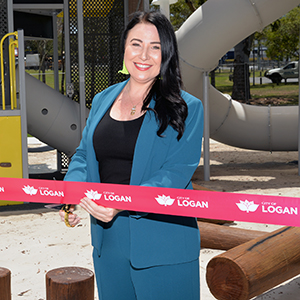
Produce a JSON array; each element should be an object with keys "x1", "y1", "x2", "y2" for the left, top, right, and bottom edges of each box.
[
  {"x1": 26, "y1": 69, "x2": 66, "y2": 94},
  {"x1": 213, "y1": 69, "x2": 299, "y2": 106},
  {"x1": 26, "y1": 68, "x2": 299, "y2": 106}
]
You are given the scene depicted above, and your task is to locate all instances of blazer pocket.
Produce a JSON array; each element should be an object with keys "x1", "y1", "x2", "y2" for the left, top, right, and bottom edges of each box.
[{"x1": 129, "y1": 214, "x2": 200, "y2": 268}]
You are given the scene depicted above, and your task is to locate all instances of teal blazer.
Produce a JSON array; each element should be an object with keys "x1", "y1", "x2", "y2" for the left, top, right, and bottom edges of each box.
[{"x1": 64, "y1": 80, "x2": 204, "y2": 268}]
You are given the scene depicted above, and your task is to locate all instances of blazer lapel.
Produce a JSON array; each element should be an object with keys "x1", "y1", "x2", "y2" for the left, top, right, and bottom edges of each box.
[
  {"x1": 130, "y1": 100, "x2": 157, "y2": 185},
  {"x1": 90, "y1": 80, "x2": 128, "y2": 132}
]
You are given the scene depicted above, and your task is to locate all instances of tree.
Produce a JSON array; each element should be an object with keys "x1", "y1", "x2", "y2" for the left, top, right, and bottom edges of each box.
[
  {"x1": 24, "y1": 39, "x2": 53, "y2": 83},
  {"x1": 232, "y1": 35, "x2": 254, "y2": 103},
  {"x1": 169, "y1": 0, "x2": 204, "y2": 31},
  {"x1": 263, "y1": 7, "x2": 300, "y2": 62}
]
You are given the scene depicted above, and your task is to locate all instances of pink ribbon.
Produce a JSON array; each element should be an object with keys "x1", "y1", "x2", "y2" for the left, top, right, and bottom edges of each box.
[{"x1": 0, "y1": 177, "x2": 299, "y2": 227}]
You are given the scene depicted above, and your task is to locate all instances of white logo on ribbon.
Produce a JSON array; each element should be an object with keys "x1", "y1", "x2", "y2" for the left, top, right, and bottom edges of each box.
[
  {"x1": 22, "y1": 185, "x2": 38, "y2": 196},
  {"x1": 155, "y1": 195, "x2": 175, "y2": 206},
  {"x1": 236, "y1": 200, "x2": 259, "y2": 213},
  {"x1": 85, "y1": 190, "x2": 102, "y2": 200}
]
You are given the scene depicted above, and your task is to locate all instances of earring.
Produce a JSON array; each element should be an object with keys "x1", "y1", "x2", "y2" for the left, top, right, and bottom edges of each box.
[{"x1": 118, "y1": 60, "x2": 129, "y2": 75}]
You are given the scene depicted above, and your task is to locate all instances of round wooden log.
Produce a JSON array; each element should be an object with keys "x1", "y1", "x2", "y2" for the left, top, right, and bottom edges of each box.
[
  {"x1": 197, "y1": 218, "x2": 234, "y2": 225},
  {"x1": 46, "y1": 267, "x2": 94, "y2": 300},
  {"x1": 197, "y1": 221, "x2": 266, "y2": 250},
  {"x1": 192, "y1": 182, "x2": 214, "y2": 192},
  {"x1": 0, "y1": 267, "x2": 11, "y2": 300},
  {"x1": 192, "y1": 183, "x2": 233, "y2": 225},
  {"x1": 206, "y1": 226, "x2": 300, "y2": 300}
]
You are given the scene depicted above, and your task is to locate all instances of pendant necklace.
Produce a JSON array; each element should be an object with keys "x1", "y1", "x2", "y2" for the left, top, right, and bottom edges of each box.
[
  {"x1": 131, "y1": 105, "x2": 137, "y2": 115},
  {"x1": 125, "y1": 84, "x2": 143, "y2": 116},
  {"x1": 130, "y1": 99, "x2": 144, "y2": 115}
]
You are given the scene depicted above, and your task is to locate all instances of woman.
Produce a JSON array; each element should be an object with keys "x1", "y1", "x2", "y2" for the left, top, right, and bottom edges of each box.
[{"x1": 60, "y1": 11, "x2": 204, "y2": 300}]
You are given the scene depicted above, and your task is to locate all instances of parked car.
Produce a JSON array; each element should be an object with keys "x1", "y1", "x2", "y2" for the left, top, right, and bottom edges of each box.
[
  {"x1": 264, "y1": 61, "x2": 299, "y2": 84},
  {"x1": 25, "y1": 53, "x2": 39, "y2": 70}
]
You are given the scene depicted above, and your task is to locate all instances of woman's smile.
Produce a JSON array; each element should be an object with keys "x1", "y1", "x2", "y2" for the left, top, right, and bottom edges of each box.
[{"x1": 134, "y1": 62, "x2": 152, "y2": 71}]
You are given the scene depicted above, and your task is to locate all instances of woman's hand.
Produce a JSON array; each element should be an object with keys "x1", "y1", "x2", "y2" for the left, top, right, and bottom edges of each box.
[
  {"x1": 80, "y1": 197, "x2": 122, "y2": 223},
  {"x1": 59, "y1": 205, "x2": 81, "y2": 227}
]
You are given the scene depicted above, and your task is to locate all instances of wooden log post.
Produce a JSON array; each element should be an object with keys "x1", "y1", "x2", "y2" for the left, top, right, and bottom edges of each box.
[
  {"x1": 46, "y1": 267, "x2": 94, "y2": 300},
  {"x1": 193, "y1": 183, "x2": 233, "y2": 225},
  {"x1": 206, "y1": 226, "x2": 300, "y2": 300},
  {"x1": 0, "y1": 267, "x2": 11, "y2": 300},
  {"x1": 197, "y1": 221, "x2": 266, "y2": 250}
]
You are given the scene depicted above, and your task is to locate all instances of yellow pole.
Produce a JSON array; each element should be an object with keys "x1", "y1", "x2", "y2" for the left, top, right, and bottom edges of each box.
[
  {"x1": 0, "y1": 31, "x2": 18, "y2": 110},
  {"x1": 9, "y1": 38, "x2": 18, "y2": 109}
]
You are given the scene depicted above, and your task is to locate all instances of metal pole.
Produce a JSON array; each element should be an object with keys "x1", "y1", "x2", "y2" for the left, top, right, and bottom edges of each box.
[
  {"x1": 203, "y1": 71, "x2": 210, "y2": 181},
  {"x1": 160, "y1": 1, "x2": 170, "y2": 20},
  {"x1": 52, "y1": 11, "x2": 61, "y2": 173},
  {"x1": 144, "y1": 0, "x2": 149, "y2": 11},
  {"x1": 63, "y1": 0, "x2": 71, "y2": 89},
  {"x1": 52, "y1": 12, "x2": 59, "y2": 92},
  {"x1": 18, "y1": 30, "x2": 29, "y2": 178},
  {"x1": 7, "y1": 0, "x2": 14, "y2": 32},
  {"x1": 77, "y1": 0, "x2": 86, "y2": 136},
  {"x1": 124, "y1": 0, "x2": 128, "y2": 27}
]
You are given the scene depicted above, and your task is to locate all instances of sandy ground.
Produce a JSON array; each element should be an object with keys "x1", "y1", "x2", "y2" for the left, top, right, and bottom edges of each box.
[{"x1": 0, "y1": 138, "x2": 299, "y2": 300}]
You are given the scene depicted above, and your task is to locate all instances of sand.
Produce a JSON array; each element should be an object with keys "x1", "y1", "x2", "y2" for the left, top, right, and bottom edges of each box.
[{"x1": 0, "y1": 138, "x2": 299, "y2": 300}]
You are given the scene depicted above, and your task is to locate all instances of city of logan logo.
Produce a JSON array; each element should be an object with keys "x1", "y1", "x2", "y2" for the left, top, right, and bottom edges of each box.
[
  {"x1": 85, "y1": 190, "x2": 102, "y2": 200},
  {"x1": 22, "y1": 185, "x2": 64, "y2": 197},
  {"x1": 22, "y1": 185, "x2": 38, "y2": 195},
  {"x1": 236, "y1": 200, "x2": 259, "y2": 213},
  {"x1": 155, "y1": 195, "x2": 175, "y2": 206}
]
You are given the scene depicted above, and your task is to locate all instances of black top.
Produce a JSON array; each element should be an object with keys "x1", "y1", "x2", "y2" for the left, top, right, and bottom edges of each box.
[{"x1": 93, "y1": 108, "x2": 145, "y2": 185}]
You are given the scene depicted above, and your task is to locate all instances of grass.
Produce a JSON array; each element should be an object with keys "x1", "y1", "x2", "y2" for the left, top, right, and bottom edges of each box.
[
  {"x1": 26, "y1": 68, "x2": 298, "y2": 106},
  {"x1": 213, "y1": 69, "x2": 299, "y2": 106},
  {"x1": 26, "y1": 68, "x2": 109, "y2": 99},
  {"x1": 26, "y1": 69, "x2": 66, "y2": 94}
]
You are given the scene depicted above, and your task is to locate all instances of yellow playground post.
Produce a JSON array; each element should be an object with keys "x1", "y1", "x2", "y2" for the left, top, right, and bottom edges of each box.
[{"x1": 0, "y1": 31, "x2": 26, "y2": 206}]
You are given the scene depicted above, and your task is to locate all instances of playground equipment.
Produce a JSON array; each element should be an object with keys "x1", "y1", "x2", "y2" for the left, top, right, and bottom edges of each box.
[
  {"x1": 177, "y1": 0, "x2": 300, "y2": 151},
  {"x1": 25, "y1": 72, "x2": 86, "y2": 158},
  {"x1": 0, "y1": 267, "x2": 10, "y2": 300},
  {"x1": 1, "y1": 0, "x2": 299, "y2": 178},
  {"x1": 46, "y1": 267, "x2": 94, "y2": 300},
  {"x1": 0, "y1": 30, "x2": 27, "y2": 205},
  {"x1": 22, "y1": 0, "x2": 300, "y2": 157},
  {"x1": 176, "y1": 0, "x2": 300, "y2": 179},
  {"x1": 0, "y1": 266, "x2": 94, "y2": 300}
]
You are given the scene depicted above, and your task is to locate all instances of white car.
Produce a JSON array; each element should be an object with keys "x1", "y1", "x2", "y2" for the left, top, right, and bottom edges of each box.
[{"x1": 264, "y1": 61, "x2": 299, "y2": 84}]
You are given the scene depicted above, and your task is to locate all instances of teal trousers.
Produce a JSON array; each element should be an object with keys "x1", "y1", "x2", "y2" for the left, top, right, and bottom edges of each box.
[{"x1": 92, "y1": 211, "x2": 200, "y2": 300}]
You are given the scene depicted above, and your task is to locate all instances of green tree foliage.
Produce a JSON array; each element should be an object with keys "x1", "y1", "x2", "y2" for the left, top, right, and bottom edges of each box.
[
  {"x1": 263, "y1": 7, "x2": 300, "y2": 61},
  {"x1": 149, "y1": 0, "x2": 203, "y2": 31},
  {"x1": 149, "y1": 0, "x2": 207, "y2": 31},
  {"x1": 170, "y1": 0, "x2": 196, "y2": 31}
]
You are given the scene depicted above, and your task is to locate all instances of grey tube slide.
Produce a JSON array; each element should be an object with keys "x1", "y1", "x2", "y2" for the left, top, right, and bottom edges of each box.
[
  {"x1": 177, "y1": 0, "x2": 300, "y2": 151},
  {"x1": 25, "y1": 0, "x2": 299, "y2": 155},
  {"x1": 25, "y1": 73, "x2": 88, "y2": 157}
]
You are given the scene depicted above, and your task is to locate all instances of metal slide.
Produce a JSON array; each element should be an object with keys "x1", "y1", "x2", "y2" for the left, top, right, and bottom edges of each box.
[
  {"x1": 177, "y1": 0, "x2": 300, "y2": 151},
  {"x1": 25, "y1": 0, "x2": 299, "y2": 155},
  {"x1": 25, "y1": 73, "x2": 88, "y2": 157}
]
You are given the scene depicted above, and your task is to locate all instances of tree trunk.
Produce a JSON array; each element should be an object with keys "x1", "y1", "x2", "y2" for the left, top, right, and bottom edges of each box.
[
  {"x1": 232, "y1": 35, "x2": 254, "y2": 103},
  {"x1": 210, "y1": 70, "x2": 215, "y2": 87}
]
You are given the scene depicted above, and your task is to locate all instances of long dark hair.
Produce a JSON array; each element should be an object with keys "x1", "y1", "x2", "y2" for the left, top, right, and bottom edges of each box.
[{"x1": 121, "y1": 11, "x2": 187, "y2": 141}]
